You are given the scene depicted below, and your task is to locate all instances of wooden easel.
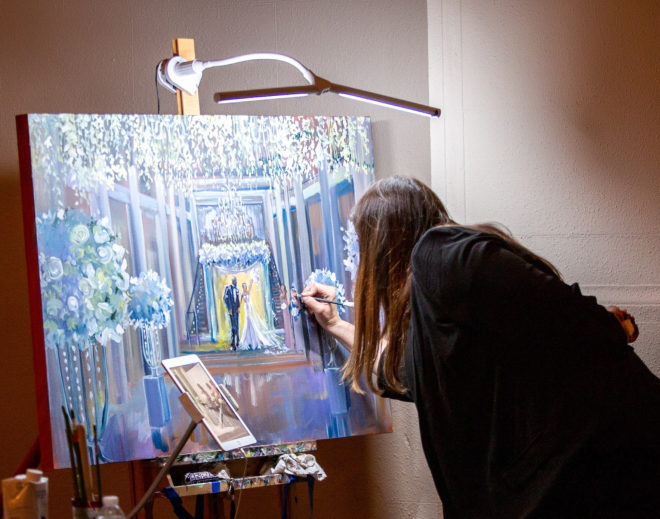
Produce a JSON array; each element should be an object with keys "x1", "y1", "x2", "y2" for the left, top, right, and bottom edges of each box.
[
  {"x1": 130, "y1": 38, "x2": 202, "y2": 517},
  {"x1": 129, "y1": 38, "x2": 317, "y2": 519},
  {"x1": 172, "y1": 38, "x2": 201, "y2": 116}
]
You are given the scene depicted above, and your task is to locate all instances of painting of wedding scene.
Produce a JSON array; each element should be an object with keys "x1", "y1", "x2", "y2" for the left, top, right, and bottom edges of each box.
[{"x1": 18, "y1": 114, "x2": 392, "y2": 469}]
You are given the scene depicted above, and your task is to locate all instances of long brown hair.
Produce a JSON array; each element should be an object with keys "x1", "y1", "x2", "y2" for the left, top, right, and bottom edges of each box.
[
  {"x1": 344, "y1": 176, "x2": 454, "y2": 394},
  {"x1": 344, "y1": 176, "x2": 560, "y2": 394}
]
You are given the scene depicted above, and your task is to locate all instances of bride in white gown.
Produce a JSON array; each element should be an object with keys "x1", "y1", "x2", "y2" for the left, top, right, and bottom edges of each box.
[{"x1": 239, "y1": 279, "x2": 275, "y2": 350}]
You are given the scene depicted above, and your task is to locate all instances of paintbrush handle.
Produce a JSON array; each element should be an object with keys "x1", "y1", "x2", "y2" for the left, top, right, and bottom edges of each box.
[
  {"x1": 93, "y1": 425, "x2": 103, "y2": 503},
  {"x1": 312, "y1": 297, "x2": 354, "y2": 307},
  {"x1": 73, "y1": 426, "x2": 91, "y2": 504},
  {"x1": 62, "y1": 407, "x2": 81, "y2": 500},
  {"x1": 71, "y1": 438, "x2": 87, "y2": 504}
]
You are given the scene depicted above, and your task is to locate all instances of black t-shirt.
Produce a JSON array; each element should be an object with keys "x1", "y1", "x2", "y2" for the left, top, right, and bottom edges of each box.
[{"x1": 378, "y1": 226, "x2": 660, "y2": 518}]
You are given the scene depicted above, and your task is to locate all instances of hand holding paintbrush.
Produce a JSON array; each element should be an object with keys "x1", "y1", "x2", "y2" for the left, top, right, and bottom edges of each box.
[{"x1": 300, "y1": 283, "x2": 356, "y2": 349}]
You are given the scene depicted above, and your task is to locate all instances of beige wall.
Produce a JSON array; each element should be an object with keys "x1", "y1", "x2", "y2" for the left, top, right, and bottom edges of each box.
[
  {"x1": 429, "y1": 0, "x2": 660, "y2": 377},
  {"x1": 0, "y1": 1, "x2": 439, "y2": 518}
]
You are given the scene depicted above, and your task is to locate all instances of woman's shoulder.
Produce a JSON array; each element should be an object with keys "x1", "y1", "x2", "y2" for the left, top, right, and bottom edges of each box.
[
  {"x1": 412, "y1": 226, "x2": 502, "y2": 266},
  {"x1": 410, "y1": 226, "x2": 519, "y2": 300},
  {"x1": 415, "y1": 224, "x2": 480, "y2": 245}
]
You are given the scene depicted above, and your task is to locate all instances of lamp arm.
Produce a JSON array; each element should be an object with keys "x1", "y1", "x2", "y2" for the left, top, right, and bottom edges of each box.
[
  {"x1": 330, "y1": 82, "x2": 441, "y2": 118},
  {"x1": 157, "y1": 51, "x2": 442, "y2": 117},
  {"x1": 201, "y1": 53, "x2": 315, "y2": 85},
  {"x1": 158, "y1": 52, "x2": 316, "y2": 96}
]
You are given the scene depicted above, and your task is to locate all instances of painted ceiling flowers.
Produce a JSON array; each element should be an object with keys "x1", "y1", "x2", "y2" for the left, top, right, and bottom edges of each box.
[{"x1": 28, "y1": 114, "x2": 374, "y2": 205}]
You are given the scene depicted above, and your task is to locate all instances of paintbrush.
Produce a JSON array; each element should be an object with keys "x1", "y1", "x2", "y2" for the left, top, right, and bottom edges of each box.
[
  {"x1": 71, "y1": 425, "x2": 88, "y2": 505},
  {"x1": 75, "y1": 424, "x2": 94, "y2": 503},
  {"x1": 93, "y1": 425, "x2": 103, "y2": 504},
  {"x1": 62, "y1": 407, "x2": 81, "y2": 500},
  {"x1": 310, "y1": 296, "x2": 354, "y2": 308}
]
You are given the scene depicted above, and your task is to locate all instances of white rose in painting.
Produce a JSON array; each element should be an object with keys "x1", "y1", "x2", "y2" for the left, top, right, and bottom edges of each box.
[
  {"x1": 117, "y1": 271, "x2": 130, "y2": 291},
  {"x1": 46, "y1": 257, "x2": 64, "y2": 281},
  {"x1": 78, "y1": 278, "x2": 92, "y2": 297},
  {"x1": 108, "y1": 291, "x2": 123, "y2": 310},
  {"x1": 70, "y1": 224, "x2": 90, "y2": 245},
  {"x1": 97, "y1": 246, "x2": 112, "y2": 264},
  {"x1": 109, "y1": 324, "x2": 124, "y2": 342},
  {"x1": 46, "y1": 298, "x2": 63, "y2": 317},
  {"x1": 94, "y1": 302, "x2": 113, "y2": 321},
  {"x1": 96, "y1": 271, "x2": 110, "y2": 293},
  {"x1": 67, "y1": 296, "x2": 79, "y2": 313},
  {"x1": 93, "y1": 225, "x2": 110, "y2": 244},
  {"x1": 113, "y1": 243, "x2": 126, "y2": 259},
  {"x1": 86, "y1": 319, "x2": 98, "y2": 335}
]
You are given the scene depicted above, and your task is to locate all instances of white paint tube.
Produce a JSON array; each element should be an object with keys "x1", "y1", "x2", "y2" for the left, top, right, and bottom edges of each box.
[{"x1": 2, "y1": 469, "x2": 49, "y2": 519}]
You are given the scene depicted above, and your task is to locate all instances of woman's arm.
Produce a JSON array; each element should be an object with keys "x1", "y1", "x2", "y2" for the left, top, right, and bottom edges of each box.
[
  {"x1": 301, "y1": 282, "x2": 355, "y2": 350},
  {"x1": 458, "y1": 240, "x2": 626, "y2": 355},
  {"x1": 410, "y1": 228, "x2": 631, "y2": 364},
  {"x1": 303, "y1": 283, "x2": 403, "y2": 397}
]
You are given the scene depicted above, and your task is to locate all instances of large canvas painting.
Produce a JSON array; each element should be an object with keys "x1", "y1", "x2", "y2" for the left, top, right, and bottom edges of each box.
[{"x1": 17, "y1": 114, "x2": 391, "y2": 469}]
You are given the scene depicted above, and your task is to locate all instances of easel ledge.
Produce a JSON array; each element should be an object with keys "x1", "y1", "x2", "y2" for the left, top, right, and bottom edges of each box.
[
  {"x1": 161, "y1": 441, "x2": 317, "y2": 498},
  {"x1": 131, "y1": 440, "x2": 317, "y2": 517},
  {"x1": 163, "y1": 440, "x2": 317, "y2": 466}
]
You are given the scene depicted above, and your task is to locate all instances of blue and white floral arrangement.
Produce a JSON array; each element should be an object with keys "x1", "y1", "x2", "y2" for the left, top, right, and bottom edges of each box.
[
  {"x1": 127, "y1": 270, "x2": 173, "y2": 424},
  {"x1": 304, "y1": 268, "x2": 347, "y2": 315},
  {"x1": 127, "y1": 270, "x2": 173, "y2": 331},
  {"x1": 37, "y1": 209, "x2": 130, "y2": 348}
]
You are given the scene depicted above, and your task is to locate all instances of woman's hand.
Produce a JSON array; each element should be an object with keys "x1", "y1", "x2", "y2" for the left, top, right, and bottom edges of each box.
[
  {"x1": 607, "y1": 306, "x2": 639, "y2": 343},
  {"x1": 301, "y1": 282, "x2": 355, "y2": 350},
  {"x1": 301, "y1": 282, "x2": 341, "y2": 330}
]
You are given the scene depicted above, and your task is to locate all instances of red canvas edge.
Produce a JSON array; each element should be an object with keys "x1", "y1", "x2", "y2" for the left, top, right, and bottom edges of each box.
[{"x1": 16, "y1": 114, "x2": 55, "y2": 471}]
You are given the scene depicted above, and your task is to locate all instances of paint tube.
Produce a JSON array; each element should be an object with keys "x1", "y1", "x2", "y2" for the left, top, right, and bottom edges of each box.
[{"x1": 2, "y1": 468, "x2": 49, "y2": 519}]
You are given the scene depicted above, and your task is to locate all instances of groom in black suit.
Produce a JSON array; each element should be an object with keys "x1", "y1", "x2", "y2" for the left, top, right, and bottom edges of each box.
[{"x1": 223, "y1": 276, "x2": 241, "y2": 351}]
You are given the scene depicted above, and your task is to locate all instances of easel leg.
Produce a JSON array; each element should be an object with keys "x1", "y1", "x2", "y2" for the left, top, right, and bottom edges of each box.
[
  {"x1": 203, "y1": 493, "x2": 224, "y2": 519},
  {"x1": 129, "y1": 39, "x2": 201, "y2": 518},
  {"x1": 144, "y1": 498, "x2": 155, "y2": 519}
]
